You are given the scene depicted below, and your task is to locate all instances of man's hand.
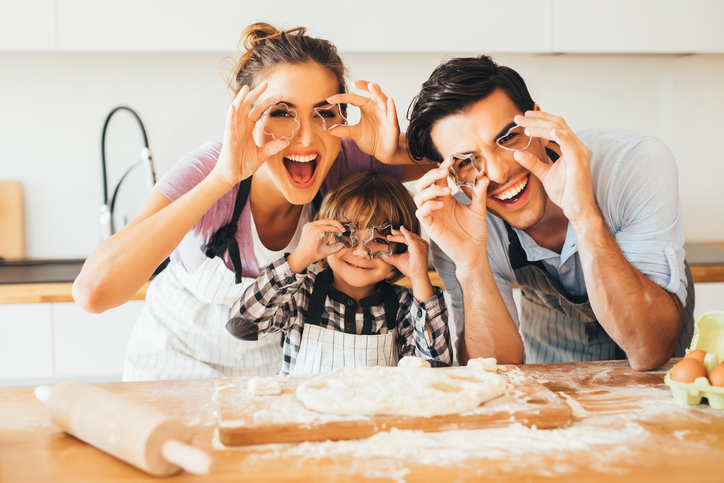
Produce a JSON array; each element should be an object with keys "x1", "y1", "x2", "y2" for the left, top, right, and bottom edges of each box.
[
  {"x1": 511, "y1": 111, "x2": 598, "y2": 224},
  {"x1": 413, "y1": 158, "x2": 490, "y2": 270}
]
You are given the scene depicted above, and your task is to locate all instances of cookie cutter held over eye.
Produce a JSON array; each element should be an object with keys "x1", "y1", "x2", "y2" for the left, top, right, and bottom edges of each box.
[
  {"x1": 262, "y1": 103, "x2": 300, "y2": 141},
  {"x1": 361, "y1": 223, "x2": 397, "y2": 259},
  {"x1": 332, "y1": 223, "x2": 358, "y2": 248},
  {"x1": 449, "y1": 153, "x2": 484, "y2": 189},
  {"x1": 314, "y1": 103, "x2": 348, "y2": 132}
]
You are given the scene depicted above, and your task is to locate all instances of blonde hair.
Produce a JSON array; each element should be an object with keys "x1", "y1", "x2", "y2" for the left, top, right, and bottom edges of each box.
[
  {"x1": 317, "y1": 171, "x2": 420, "y2": 283},
  {"x1": 225, "y1": 23, "x2": 348, "y2": 96}
]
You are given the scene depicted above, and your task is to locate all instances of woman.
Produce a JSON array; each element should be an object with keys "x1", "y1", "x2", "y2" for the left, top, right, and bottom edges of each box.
[{"x1": 72, "y1": 23, "x2": 424, "y2": 380}]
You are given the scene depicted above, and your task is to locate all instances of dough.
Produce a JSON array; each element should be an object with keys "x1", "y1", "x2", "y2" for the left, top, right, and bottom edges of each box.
[
  {"x1": 248, "y1": 377, "x2": 281, "y2": 396},
  {"x1": 466, "y1": 357, "x2": 498, "y2": 372},
  {"x1": 397, "y1": 356, "x2": 431, "y2": 368},
  {"x1": 296, "y1": 366, "x2": 507, "y2": 418}
]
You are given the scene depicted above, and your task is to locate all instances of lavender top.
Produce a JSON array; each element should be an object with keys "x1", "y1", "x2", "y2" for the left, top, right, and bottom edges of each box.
[{"x1": 155, "y1": 138, "x2": 405, "y2": 279}]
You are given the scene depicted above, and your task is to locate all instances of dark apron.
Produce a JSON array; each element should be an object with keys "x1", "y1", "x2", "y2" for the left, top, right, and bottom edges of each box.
[
  {"x1": 200, "y1": 176, "x2": 322, "y2": 283},
  {"x1": 505, "y1": 222, "x2": 695, "y2": 363}
]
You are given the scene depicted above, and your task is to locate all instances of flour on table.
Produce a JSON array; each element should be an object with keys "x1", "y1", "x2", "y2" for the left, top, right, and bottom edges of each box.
[
  {"x1": 249, "y1": 377, "x2": 282, "y2": 396},
  {"x1": 296, "y1": 366, "x2": 507, "y2": 418},
  {"x1": 397, "y1": 356, "x2": 431, "y2": 368}
]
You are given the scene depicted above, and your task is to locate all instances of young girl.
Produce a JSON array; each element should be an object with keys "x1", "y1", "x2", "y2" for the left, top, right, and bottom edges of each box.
[
  {"x1": 227, "y1": 171, "x2": 452, "y2": 374},
  {"x1": 72, "y1": 23, "x2": 427, "y2": 381}
]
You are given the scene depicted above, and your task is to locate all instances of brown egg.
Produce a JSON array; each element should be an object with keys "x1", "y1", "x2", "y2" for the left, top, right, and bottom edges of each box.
[
  {"x1": 684, "y1": 349, "x2": 707, "y2": 363},
  {"x1": 709, "y1": 363, "x2": 724, "y2": 387},
  {"x1": 670, "y1": 358, "x2": 708, "y2": 383}
]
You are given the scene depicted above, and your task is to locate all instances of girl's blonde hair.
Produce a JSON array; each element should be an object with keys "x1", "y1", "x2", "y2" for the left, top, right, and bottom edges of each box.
[
  {"x1": 226, "y1": 23, "x2": 348, "y2": 97},
  {"x1": 317, "y1": 171, "x2": 420, "y2": 283}
]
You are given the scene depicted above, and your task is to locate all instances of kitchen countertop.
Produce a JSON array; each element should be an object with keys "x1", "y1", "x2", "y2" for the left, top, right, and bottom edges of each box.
[
  {"x1": 2, "y1": 359, "x2": 723, "y2": 482},
  {"x1": 1, "y1": 243, "x2": 723, "y2": 304}
]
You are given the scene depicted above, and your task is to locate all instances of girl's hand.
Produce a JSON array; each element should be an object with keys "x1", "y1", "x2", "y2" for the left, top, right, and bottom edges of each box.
[
  {"x1": 287, "y1": 219, "x2": 344, "y2": 273},
  {"x1": 212, "y1": 82, "x2": 290, "y2": 188},
  {"x1": 383, "y1": 226, "x2": 429, "y2": 282},
  {"x1": 325, "y1": 80, "x2": 401, "y2": 164}
]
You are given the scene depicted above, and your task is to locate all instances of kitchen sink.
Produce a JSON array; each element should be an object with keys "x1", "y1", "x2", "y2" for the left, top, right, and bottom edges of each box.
[
  {"x1": 0, "y1": 259, "x2": 86, "y2": 284},
  {"x1": 0, "y1": 257, "x2": 169, "y2": 285}
]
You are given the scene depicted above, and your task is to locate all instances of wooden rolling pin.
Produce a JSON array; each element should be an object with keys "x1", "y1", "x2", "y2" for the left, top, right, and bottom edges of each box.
[{"x1": 35, "y1": 380, "x2": 212, "y2": 477}]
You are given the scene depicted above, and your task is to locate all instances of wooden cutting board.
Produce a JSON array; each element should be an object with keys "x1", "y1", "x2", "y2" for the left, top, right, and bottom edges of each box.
[
  {"x1": 216, "y1": 366, "x2": 572, "y2": 446},
  {"x1": 0, "y1": 181, "x2": 24, "y2": 259}
]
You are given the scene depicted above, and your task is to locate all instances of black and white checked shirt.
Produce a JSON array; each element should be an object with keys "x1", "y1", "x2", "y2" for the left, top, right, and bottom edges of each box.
[{"x1": 227, "y1": 255, "x2": 452, "y2": 374}]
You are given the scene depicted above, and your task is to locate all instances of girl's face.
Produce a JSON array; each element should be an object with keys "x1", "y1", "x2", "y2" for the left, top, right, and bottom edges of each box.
[
  {"x1": 326, "y1": 213, "x2": 395, "y2": 300},
  {"x1": 253, "y1": 62, "x2": 343, "y2": 206}
]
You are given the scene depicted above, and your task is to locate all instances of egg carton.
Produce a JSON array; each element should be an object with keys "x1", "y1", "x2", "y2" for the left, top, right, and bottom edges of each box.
[{"x1": 664, "y1": 311, "x2": 724, "y2": 410}]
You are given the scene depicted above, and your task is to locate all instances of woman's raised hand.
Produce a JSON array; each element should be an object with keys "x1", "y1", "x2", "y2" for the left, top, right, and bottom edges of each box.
[
  {"x1": 213, "y1": 81, "x2": 290, "y2": 188},
  {"x1": 325, "y1": 80, "x2": 402, "y2": 164}
]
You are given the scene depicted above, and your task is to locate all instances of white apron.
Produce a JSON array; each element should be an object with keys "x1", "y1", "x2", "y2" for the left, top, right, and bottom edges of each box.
[
  {"x1": 123, "y1": 256, "x2": 283, "y2": 381},
  {"x1": 290, "y1": 268, "x2": 399, "y2": 374}
]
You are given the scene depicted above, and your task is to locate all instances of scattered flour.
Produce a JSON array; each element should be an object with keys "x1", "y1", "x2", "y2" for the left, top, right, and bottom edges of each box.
[{"x1": 248, "y1": 377, "x2": 282, "y2": 396}]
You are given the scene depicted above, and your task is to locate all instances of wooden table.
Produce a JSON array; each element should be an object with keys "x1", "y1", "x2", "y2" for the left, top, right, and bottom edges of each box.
[{"x1": 1, "y1": 360, "x2": 723, "y2": 482}]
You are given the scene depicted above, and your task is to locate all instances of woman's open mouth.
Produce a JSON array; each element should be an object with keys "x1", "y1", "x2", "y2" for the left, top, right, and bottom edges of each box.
[{"x1": 283, "y1": 153, "x2": 319, "y2": 188}]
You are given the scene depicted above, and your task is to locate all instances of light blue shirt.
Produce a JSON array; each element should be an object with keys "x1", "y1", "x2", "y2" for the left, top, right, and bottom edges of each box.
[{"x1": 432, "y1": 129, "x2": 688, "y2": 345}]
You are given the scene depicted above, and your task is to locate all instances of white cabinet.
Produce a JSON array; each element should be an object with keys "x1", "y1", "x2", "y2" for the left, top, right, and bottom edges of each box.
[
  {"x1": 4, "y1": 0, "x2": 723, "y2": 54},
  {"x1": 0, "y1": 304, "x2": 54, "y2": 379},
  {"x1": 553, "y1": 0, "x2": 724, "y2": 53},
  {"x1": 55, "y1": 0, "x2": 552, "y2": 53},
  {"x1": 0, "y1": 0, "x2": 56, "y2": 50},
  {"x1": 0, "y1": 300, "x2": 143, "y2": 386},
  {"x1": 53, "y1": 301, "x2": 142, "y2": 378}
]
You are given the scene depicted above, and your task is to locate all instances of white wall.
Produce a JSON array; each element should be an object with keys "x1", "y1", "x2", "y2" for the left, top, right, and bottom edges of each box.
[{"x1": 2, "y1": 49, "x2": 723, "y2": 259}]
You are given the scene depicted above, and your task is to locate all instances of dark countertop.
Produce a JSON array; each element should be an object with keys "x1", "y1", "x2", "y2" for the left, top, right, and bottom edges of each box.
[{"x1": 0, "y1": 243, "x2": 722, "y2": 288}]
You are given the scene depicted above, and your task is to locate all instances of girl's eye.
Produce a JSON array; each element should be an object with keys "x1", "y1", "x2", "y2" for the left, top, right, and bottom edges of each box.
[
  {"x1": 373, "y1": 237, "x2": 388, "y2": 245},
  {"x1": 315, "y1": 109, "x2": 336, "y2": 118}
]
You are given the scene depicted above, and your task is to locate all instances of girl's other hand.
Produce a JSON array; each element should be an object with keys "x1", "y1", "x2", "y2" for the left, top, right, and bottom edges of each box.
[{"x1": 383, "y1": 226, "x2": 429, "y2": 282}]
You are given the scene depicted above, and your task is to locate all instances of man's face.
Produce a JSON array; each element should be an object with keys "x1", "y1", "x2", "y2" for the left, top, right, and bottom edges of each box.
[{"x1": 430, "y1": 90, "x2": 551, "y2": 230}]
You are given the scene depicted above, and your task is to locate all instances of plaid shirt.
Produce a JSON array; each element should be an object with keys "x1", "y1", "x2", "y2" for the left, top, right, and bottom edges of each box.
[{"x1": 227, "y1": 255, "x2": 452, "y2": 374}]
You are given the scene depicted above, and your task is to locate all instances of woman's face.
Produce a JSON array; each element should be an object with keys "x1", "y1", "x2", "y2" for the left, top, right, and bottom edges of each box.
[{"x1": 253, "y1": 62, "x2": 343, "y2": 205}]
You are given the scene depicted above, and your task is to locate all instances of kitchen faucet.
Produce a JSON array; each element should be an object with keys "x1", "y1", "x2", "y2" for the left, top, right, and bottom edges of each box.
[{"x1": 99, "y1": 106, "x2": 156, "y2": 240}]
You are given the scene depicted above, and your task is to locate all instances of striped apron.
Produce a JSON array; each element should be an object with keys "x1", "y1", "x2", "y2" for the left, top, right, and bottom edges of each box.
[
  {"x1": 291, "y1": 269, "x2": 399, "y2": 374},
  {"x1": 505, "y1": 223, "x2": 695, "y2": 363}
]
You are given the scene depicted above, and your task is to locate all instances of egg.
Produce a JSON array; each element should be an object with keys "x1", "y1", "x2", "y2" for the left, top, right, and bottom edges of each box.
[
  {"x1": 709, "y1": 363, "x2": 724, "y2": 387},
  {"x1": 684, "y1": 349, "x2": 707, "y2": 363},
  {"x1": 670, "y1": 358, "x2": 708, "y2": 383}
]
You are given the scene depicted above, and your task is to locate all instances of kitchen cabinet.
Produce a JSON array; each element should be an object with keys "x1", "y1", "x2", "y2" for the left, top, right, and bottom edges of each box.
[
  {"x1": 0, "y1": 0, "x2": 56, "y2": 50},
  {"x1": 4, "y1": 0, "x2": 723, "y2": 54},
  {"x1": 0, "y1": 300, "x2": 143, "y2": 386},
  {"x1": 0, "y1": 303, "x2": 54, "y2": 380},
  {"x1": 553, "y1": 0, "x2": 724, "y2": 53}
]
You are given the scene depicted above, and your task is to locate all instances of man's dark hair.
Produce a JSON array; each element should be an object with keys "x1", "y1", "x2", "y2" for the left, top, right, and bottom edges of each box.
[{"x1": 406, "y1": 55, "x2": 535, "y2": 163}]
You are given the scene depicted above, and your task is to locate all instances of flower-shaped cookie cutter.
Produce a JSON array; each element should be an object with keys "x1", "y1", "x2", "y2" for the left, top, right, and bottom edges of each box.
[
  {"x1": 261, "y1": 102, "x2": 300, "y2": 141},
  {"x1": 314, "y1": 103, "x2": 348, "y2": 132}
]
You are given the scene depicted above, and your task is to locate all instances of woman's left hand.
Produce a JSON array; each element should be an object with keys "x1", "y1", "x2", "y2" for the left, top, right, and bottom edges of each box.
[
  {"x1": 382, "y1": 226, "x2": 429, "y2": 282},
  {"x1": 326, "y1": 80, "x2": 402, "y2": 164}
]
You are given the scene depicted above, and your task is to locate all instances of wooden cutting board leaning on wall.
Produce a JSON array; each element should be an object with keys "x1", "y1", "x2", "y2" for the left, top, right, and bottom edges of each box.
[{"x1": 0, "y1": 181, "x2": 24, "y2": 259}]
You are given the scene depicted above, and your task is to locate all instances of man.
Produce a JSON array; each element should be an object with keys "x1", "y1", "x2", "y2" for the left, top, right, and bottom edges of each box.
[{"x1": 406, "y1": 55, "x2": 694, "y2": 370}]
